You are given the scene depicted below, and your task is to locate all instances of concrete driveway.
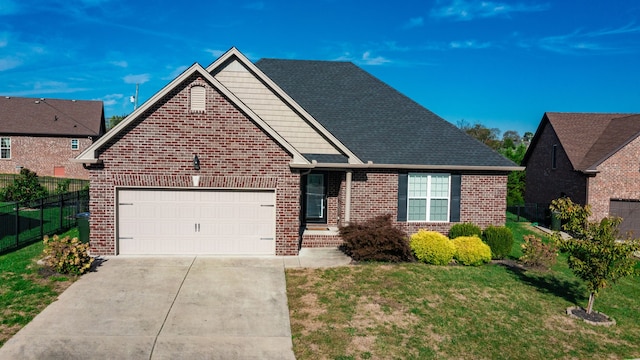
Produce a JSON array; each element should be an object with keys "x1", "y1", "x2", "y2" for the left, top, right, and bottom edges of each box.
[{"x1": 0, "y1": 256, "x2": 298, "y2": 360}]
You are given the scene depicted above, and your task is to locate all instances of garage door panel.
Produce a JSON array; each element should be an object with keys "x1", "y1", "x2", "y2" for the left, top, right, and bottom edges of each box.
[{"x1": 117, "y1": 189, "x2": 275, "y2": 255}]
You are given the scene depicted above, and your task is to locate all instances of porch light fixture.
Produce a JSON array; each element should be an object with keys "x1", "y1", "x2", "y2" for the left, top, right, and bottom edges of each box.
[{"x1": 193, "y1": 154, "x2": 200, "y2": 170}]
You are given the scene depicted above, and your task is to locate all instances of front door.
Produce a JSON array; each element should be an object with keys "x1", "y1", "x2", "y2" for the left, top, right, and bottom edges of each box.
[{"x1": 305, "y1": 173, "x2": 327, "y2": 223}]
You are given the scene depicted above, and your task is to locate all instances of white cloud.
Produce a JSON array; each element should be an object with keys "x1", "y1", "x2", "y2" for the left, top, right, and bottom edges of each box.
[
  {"x1": 403, "y1": 17, "x2": 424, "y2": 29},
  {"x1": 99, "y1": 93, "x2": 123, "y2": 106},
  {"x1": 0, "y1": 57, "x2": 21, "y2": 71},
  {"x1": 361, "y1": 51, "x2": 390, "y2": 65},
  {"x1": 110, "y1": 60, "x2": 128, "y2": 68},
  {"x1": 205, "y1": 48, "x2": 225, "y2": 58},
  {"x1": 524, "y1": 23, "x2": 640, "y2": 55},
  {"x1": 123, "y1": 73, "x2": 150, "y2": 84},
  {"x1": 430, "y1": 0, "x2": 549, "y2": 21},
  {"x1": 449, "y1": 40, "x2": 492, "y2": 49}
]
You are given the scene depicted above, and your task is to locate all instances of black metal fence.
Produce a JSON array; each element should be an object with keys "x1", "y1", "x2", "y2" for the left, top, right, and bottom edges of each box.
[
  {"x1": 0, "y1": 174, "x2": 89, "y2": 193},
  {"x1": 507, "y1": 203, "x2": 550, "y2": 225},
  {"x1": 0, "y1": 189, "x2": 89, "y2": 254}
]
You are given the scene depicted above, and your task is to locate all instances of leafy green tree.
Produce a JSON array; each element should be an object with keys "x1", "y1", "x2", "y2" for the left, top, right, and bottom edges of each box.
[
  {"x1": 2, "y1": 168, "x2": 49, "y2": 203},
  {"x1": 500, "y1": 143, "x2": 527, "y2": 206},
  {"x1": 550, "y1": 197, "x2": 640, "y2": 314},
  {"x1": 108, "y1": 114, "x2": 128, "y2": 130},
  {"x1": 460, "y1": 122, "x2": 502, "y2": 150}
]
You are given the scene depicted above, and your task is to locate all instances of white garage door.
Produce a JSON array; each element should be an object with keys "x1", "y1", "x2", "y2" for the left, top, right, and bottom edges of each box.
[{"x1": 117, "y1": 189, "x2": 276, "y2": 255}]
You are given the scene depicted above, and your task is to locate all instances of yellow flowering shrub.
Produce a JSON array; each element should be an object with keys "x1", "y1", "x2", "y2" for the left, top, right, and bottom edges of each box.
[
  {"x1": 43, "y1": 235, "x2": 93, "y2": 275},
  {"x1": 410, "y1": 230, "x2": 455, "y2": 265},
  {"x1": 452, "y1": 236, "x2": 492, "y2": 266}
]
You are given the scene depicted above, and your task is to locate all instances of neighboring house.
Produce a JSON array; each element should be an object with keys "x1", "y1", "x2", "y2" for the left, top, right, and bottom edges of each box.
[
  {"x1": 75, "y1": 48, "x2": 520, "y2": 256},
  {"x1": 523, "y1": 112, "x2": 640, "y2": 235},
  {"x1": 0, "y1": 96, "x2": 105, "y2": 179}
]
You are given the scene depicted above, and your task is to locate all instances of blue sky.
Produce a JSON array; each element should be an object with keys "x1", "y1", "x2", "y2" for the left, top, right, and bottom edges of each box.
[{"x1": 1, "y1": 0, "x2": 639, "y2": 136}]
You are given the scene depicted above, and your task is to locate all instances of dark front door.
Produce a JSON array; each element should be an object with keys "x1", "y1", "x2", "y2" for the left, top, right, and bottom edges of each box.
[{"x1": 305, "y1": 173, "x2": 327, "y2": 223}]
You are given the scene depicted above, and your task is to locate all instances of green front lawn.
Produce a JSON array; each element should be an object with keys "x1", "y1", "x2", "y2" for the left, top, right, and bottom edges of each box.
[
  {"x1": 0, "y1": 228, "x2": 80, "y2": 347},
  {"x1": 286, "y1": 220, "x2": 640, "y2": 359}
]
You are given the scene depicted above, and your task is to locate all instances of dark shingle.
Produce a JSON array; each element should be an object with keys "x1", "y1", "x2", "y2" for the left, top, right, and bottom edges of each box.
[{"x1": 256, "y1": 59, "x2": 514, "y2": 167}]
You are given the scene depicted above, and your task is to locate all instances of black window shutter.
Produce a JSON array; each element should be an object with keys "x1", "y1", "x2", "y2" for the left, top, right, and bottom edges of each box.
[
  {"x1": 450, "y1": 174, "x2": 461, "y2": 222},
  {"x1": 397, "y1": 173, "x2": 408, "y2": 221}
]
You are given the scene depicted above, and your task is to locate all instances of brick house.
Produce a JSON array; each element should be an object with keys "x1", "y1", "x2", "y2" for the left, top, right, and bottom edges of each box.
[
  {"x1": 75, "y1": 48, "x2": 520, "y2": 256},
  {"x1": 523, "y1": 112, "x2": 640, "y2": 235},
  {"x1": 0, "y1": 96, "x2": 105, "y2": 179}
]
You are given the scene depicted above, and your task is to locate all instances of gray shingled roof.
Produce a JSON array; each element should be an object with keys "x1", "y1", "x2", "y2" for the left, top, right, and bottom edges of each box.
[
  {"x1": 255, "y1": 59, "x2": 515, "y2": 167},
  {"x1": 0, "y1": 96, "x2": 105, "y2": 137}
]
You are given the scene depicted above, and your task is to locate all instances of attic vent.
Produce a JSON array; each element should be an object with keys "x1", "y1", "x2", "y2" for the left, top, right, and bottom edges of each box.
[{"x1": 190, "y1": 85, "x2": 206, "y2": 112}]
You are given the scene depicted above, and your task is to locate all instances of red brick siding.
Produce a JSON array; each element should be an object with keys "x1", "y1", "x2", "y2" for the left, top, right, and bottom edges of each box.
[
  {"x1": 87, "y1": 75, "x2": 300, "y2": 255},
  {"x1": 588, "y1": 135, "x2": 640, "y2": 220},
  {"x1": 525, "y1": 122, "x2": 587, "y2": 206},
  {"x1": 0, "y1": 135, "x2": 92, "y2": 179},
  {"x1": 344, "y1": 170, "x2": 507, "y2": 238}
]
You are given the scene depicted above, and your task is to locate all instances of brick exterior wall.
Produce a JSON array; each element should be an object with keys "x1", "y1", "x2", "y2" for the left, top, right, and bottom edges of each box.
[
  {"x1": 0, "y1": 135, "x2": 92, "y2": 179},
  {"x1": 86, "y1": 74, "x2": 300, "y2": 256},
  {"x1": 302, "y1": 170, "x2": 507, "y2": 246},
  {"x1": 588, "y1": 135, "x2": 640, "y2": 220},
  {"x1": 525, "y1": 122, "x2": 587, "y2": 207}
]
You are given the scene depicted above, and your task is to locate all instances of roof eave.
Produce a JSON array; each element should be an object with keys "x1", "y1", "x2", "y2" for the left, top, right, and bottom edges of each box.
[{"x1": 290, "y1": 162, "x2": 524, "y2": 172}]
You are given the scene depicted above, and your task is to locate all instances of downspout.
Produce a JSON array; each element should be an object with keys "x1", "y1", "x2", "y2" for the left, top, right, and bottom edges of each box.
[{"x1": 345, "y1": 170, "x2": 352, "y2": 224}]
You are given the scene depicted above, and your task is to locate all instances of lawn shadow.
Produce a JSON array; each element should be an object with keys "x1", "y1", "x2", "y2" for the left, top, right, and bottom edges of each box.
[{"x1": 500, "y1": 262, "x2": 586, "y2": 305}]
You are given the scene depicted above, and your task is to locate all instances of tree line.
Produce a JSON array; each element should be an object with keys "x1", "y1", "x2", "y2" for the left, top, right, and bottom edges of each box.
[{"x1": 457, "y1": 121, "x2": 531, "y2": 206}]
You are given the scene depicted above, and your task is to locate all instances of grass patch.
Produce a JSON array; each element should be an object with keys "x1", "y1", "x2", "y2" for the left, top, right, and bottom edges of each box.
[
  {"x1": 0, "y1": 227, "x2": 80, "y2": 347},
  {"x1": 286, "y1": 220, "x2": 640, "y2": 359}
]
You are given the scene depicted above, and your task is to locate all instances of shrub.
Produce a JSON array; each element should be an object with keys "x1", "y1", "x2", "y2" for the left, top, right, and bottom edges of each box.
[
  {"x1": 410, "y1": 230, "x2": 455, "y2": 265},
  {"x1": 2, "y1": 168, "x2": 48, "y2": 203},
  {"x1": 520, "y1": 235, "x2": 558, "y2": 269},
  {"x1": 43, "y1": 235, "x2": 93, "y2": 275},
  {"x1": 448, "y1": 222, "x2": 482, "y2": 239},
  {"x1": 482, "y1": 225, "x2": 514, "y2": 259},
  {"x1": 339, "y1": 214, "x2": 413, "y2": 262},
  {"x1": 452, "y1": 236, "x2": 492, "y2": 266}
]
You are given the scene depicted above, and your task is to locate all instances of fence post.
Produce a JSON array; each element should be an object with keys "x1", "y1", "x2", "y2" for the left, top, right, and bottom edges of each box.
[
  {"x1": 59, "y1": 193, "x2": 64, "y2": 230},
  {"x1": 76, "y1": 190, "x2": 80, "y2": 215},
  {"x1": 40, "y1": 197, "x2": 44, "y2": 240},
  {"x1": 15, "y1": 201, "x2": 19, "y2": 247}
]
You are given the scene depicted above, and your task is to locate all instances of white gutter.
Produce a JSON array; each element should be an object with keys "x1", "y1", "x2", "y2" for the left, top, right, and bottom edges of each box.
[{"x1": 290, "y1": 162, "x2": 524, "y2": 172}]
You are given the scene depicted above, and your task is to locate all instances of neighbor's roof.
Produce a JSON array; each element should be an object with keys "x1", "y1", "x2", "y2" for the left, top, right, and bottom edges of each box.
[
  {"x1": 0, "y1": 96, "x2": 105, "y2": 137},
  {"x1": 255, "y1": 59, "x2": 516, "y2": 168},
  {"x1": 525, "y1": 112, "x2": 640, "y2": 172}
]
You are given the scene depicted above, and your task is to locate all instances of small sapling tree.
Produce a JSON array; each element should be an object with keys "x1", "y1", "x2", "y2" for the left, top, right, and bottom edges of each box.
[{"x1": 550, "y1": 197, "x2": 640, "y2": 314}]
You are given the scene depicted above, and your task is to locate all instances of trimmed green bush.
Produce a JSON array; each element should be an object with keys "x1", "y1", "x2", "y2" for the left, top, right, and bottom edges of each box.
[
  {"x1": 448, "y1": 222, "x2": 482, "y2": 239},
  {"x1": 410, "y1": 230, "x2": 455, "y2": 265},
  {"x1": 452, "y1": 236, "x2": 492, "y2": 266},
  {"x1": 482, "y1": 225, "x2": 514, "y2": 259},
  {"x1": 339, "y1": 214, "x2": 413, "y2": 262}
]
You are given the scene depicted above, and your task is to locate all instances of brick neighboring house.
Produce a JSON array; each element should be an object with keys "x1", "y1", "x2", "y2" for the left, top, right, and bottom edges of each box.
[
  {"x1": 75, "y1": 48, "x2": 520, "y2": 256},
  {"x1": 0, "y1": 96, "x2": 105, "y2": 179},
  {"x1": 523, "y1": 112, "x2": 640, "y2": 235}
]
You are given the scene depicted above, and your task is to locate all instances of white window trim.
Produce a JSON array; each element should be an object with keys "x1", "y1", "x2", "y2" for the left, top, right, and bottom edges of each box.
[
  {"x1": 71, "y1": 139, "x2": 79, "y2": 150},
  {"x1": 407, "y1": 173, "x2": 451, "y2": 222},
  {"x1": 0, "y1": 137, "x2": 10, "y2": 159}
]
